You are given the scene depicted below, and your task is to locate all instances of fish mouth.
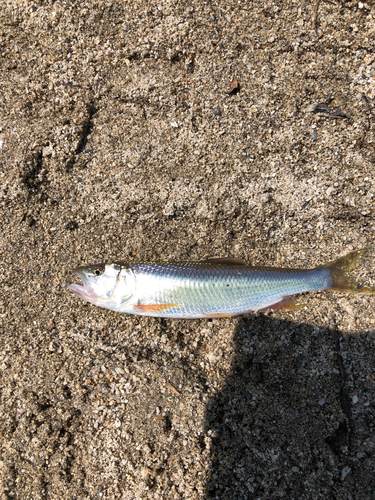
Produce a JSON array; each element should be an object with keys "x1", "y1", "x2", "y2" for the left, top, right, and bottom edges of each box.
[{"x1": 67, "y1": 267, "x2": 94, "y2": 301}]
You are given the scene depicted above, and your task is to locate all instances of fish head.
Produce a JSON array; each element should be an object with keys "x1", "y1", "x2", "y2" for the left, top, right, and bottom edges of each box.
[{"x1": 68, "y1": 263, "x2": 135, "y2": 309}]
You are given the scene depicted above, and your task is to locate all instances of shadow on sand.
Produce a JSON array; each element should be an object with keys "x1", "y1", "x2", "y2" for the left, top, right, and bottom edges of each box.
[{"x1": 204, "y1": 314, "x2": 375, "y2": 499}]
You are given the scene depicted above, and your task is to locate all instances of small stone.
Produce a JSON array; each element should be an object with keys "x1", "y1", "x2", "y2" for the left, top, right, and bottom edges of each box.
[
  {"x1": 241, "y1": 389, "x2": 253, "y2": 400},
  {"x1": 228, "y1": 77, "x2": 240, "y2": 94},
  {"x1": 171, "y1": 121, "x2": 178, "y2": 128},
  {"x1": 352, "y1": 395, "x2": 358, "y2": 404},
  {"x1": 30, "y1": 5, "x2": 37, "y2": 12},
  {"x1": 311, "y1": 131, "x2": 317, "y2": 141},
  {"x1": 292, "y1": 466, "x2": 300, "y2": 473},
  {"x1": 213, "y1": 107, "x2": 221, "y2": 116},
  {"x1": 318, "y1": 397, "x2": 326, "y2": 406},
  {"x1": 188, "y1": 66, "x2": 194, "y2": 73},
  {"x1": 358, "y1": 2, "x2": 364, "y2": 8},
  {"x1": 341, "y1": 466, "x2": 351, "y2": 481}
]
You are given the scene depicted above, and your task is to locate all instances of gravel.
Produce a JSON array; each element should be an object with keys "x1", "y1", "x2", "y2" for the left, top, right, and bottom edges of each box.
[{"x1": 1, "y1": 0, "x2": 375, "y2": 498}]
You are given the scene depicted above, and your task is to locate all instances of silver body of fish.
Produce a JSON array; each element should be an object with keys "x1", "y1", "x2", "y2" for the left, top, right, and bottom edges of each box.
[{"x1": 68, "y1": 249, "x2": 374, "y2": 318}]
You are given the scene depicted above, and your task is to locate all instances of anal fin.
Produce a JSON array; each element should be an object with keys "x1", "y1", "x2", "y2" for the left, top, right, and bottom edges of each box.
[
  {"x1": 204, "y1": 312, "x2": 238, "y2": 318},
  {"x1": 258, "y1": 296, "x2": 307, "y2": 312}
]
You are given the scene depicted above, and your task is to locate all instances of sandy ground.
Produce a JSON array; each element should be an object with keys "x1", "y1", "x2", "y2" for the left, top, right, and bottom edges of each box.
[{"x1": 1, "y1": 0, "x2": 375, "y2": 498}]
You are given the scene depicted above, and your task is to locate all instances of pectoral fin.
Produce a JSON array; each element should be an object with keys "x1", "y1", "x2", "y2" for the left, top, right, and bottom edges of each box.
[{"x1": 133, "y1": 304, "x2": 179, "y2": 312}]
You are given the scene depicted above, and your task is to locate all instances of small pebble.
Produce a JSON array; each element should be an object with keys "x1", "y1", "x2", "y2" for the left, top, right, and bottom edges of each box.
[
  {"x1": 311, "y1": 131, "x2": 317, "y2": 141},
  {"x1": 318, "y1": 398, "x2": 326, "y2": 406},
  {"x1": 241, "y1": 389, "x2": 253, "y2": 400},
  {"x1": 213, "y1": 107, "x2": 221, "y2": 116},
  {"x1": 292, "y1": 466, "x2": 300, "y2": 473},
  {"x1": 341, "y1": 466, "x2": 351, "y2": 481},
  {"x1": 352, "y1": 395, "x2": 358, "y2": 404},
  {"x1": 188, "y1": 66, "x2": 194, "y2": 73}
]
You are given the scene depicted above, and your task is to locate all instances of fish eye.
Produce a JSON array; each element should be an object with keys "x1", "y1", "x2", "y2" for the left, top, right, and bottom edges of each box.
[{"x1": 94, "y1": 267, "x2": 103, "y2": 276}]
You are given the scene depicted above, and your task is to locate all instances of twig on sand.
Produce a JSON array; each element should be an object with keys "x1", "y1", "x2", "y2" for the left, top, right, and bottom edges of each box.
[
  {"x1": 358, "y1": 94, "x2": 374, "y2": 148},
  {"x1": 166, "y1": 382, "x2": 181, "y2": 396},
  {"x1": 313, "y1": 0, "x2": 322, "y2": 30},
  {"x1": 306, "y1": 102, "x2": 353, "y2": 122}
]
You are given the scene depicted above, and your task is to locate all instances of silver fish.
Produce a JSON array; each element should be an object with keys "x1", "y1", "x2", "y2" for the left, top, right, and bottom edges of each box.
[{"x1": 68, "y1": 249, "x2": 375, "y2": 319}]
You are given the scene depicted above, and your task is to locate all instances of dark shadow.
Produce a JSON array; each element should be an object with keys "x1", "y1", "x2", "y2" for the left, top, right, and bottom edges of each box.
[{"x1": 204, "y1": 314, "x2": 375, "y2": 499}]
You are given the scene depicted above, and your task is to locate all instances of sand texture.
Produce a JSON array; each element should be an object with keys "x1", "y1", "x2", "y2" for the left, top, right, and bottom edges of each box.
[{"x1": 1, "y1": 0, "x2": 375, "y2": 498}]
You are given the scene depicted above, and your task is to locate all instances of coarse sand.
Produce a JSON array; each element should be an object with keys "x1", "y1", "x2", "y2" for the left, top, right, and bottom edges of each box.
[{"x1": 1, "y1": 0, "x2": 375, "y2": 498}]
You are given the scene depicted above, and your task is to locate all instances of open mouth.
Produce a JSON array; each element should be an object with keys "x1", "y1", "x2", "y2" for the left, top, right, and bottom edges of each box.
[
  {"x1": 67, "y1": 281, "x2": 86, "y2": 296},
  {"x1": 67, "y1": 268, "x2": 92, "y2": 300}
]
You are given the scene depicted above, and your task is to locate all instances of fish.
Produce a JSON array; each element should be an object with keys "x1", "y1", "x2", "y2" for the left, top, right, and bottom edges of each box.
[{"x1": 67, "y1": 249, "x2": 375, "y2": 319}]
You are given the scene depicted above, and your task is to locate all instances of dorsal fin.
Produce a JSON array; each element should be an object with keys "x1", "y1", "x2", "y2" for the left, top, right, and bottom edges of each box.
[{"x1": 202, "y1": 257, "x2": 248, "y2": 266}]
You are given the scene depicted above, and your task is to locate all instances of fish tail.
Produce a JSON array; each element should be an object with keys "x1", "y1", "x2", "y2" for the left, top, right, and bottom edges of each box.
[{"x1": 317, "y1": 248, "x2": 375, "y2": 294}]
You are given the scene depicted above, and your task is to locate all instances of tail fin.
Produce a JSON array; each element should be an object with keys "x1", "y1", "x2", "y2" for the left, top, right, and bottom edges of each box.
[{"x1": 316, "y1": 248, "x2": 375, "y2": 294}]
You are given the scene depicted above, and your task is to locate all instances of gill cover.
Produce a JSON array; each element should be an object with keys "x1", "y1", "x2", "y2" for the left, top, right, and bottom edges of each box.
[{"x1": 112, "y1": 266, "x2": 137, "y2": 306}]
